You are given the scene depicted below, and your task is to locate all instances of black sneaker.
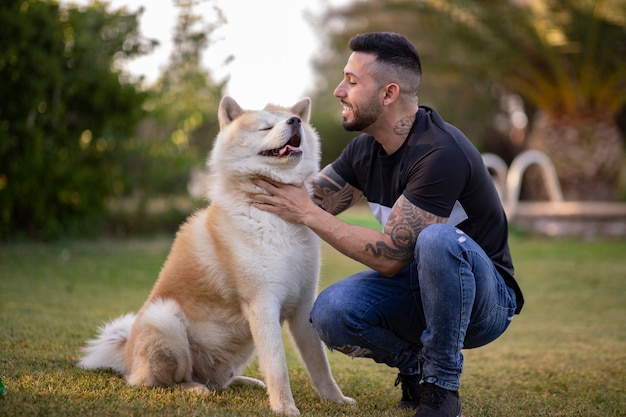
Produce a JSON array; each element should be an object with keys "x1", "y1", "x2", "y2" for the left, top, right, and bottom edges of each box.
[
  {"x1": 395, "y1": 373, "x2": 422, "y2": 410},
  {"x1": 412, "y1": 382, "x2": 462, "y2": 417}
]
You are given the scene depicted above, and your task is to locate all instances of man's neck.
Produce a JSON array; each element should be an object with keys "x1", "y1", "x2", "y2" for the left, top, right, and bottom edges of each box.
[{"x1": 369, "y1": 109, "x2": 418, "y2": 155}]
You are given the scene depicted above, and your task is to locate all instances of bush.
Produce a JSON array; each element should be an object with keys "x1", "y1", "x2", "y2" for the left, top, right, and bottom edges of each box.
[{"x1": 0, "y1": 0, "x2": 150, "y2": 239}]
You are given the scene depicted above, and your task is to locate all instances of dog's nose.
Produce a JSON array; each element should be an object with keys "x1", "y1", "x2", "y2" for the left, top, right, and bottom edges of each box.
[{"x1": 286, "y1": 117, "x2": 301, "y2": 126}]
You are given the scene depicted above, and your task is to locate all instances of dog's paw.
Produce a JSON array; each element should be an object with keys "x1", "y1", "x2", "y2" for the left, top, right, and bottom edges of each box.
[
  {"x1": 271, "y1": 404, "x2": 300, "y2": 415},
  {"x1": 231, "y1": 375, "x2": 266, "y2": 389},
  {"x1": 317, "y1": 386, "x2": 357, "y2": 406},
  {"x1": 336, "y1": 395, "x2": 356, "y2": 406},
  {"x1": 179, "y1": 382, "x2": 211, "y2": 394}
]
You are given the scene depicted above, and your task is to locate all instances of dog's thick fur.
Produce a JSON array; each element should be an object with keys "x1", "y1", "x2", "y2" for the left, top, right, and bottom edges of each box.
[{"x1": 79, "y1": 97, "x2": 354, "y2": 415}]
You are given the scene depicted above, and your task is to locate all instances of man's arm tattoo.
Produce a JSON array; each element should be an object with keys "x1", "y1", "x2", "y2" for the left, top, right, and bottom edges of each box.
[
  {"x1": 365, "y1": 200, "x2": 445, "y2": 260},
  {"x1": 312, "y1": 168, "x2": 361, "y2": 215}
]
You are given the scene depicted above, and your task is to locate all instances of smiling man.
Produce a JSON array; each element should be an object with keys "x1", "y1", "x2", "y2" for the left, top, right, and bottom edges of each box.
[{"x1": 250, "y1": 32, "x2": 524, "y2": 417}]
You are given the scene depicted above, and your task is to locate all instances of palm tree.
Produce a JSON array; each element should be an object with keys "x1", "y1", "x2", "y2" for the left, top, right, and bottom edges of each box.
[{"x1": 315, "y1": 0, "x2": 626, "y2": 200}]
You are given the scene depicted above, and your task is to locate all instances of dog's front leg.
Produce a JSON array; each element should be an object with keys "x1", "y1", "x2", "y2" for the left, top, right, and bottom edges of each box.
[
  {"x1": 287, "y1": 302, "x2": 356, "y2": 406},
  {"x1": 246, "y1": 299, "x2": 299, "y2": 415}
]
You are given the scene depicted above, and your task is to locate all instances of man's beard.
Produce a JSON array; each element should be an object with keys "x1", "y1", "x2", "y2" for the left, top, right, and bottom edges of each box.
[{"x1": 342, "y1": 96, "x2": 382, "y2": 132}]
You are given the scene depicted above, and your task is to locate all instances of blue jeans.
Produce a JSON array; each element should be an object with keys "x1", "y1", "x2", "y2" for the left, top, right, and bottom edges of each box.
[{"x1": 310, "y1": 224, "x2": 517, "y2": 391}]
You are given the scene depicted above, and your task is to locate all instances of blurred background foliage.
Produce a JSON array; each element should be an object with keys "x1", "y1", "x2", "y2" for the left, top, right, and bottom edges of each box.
[
  {"x1": 1, "y1": 0, "x2": 625, "y2": 240},
  {"x1": 1, "y1": 0, "x2": 224, "y2": 239}
]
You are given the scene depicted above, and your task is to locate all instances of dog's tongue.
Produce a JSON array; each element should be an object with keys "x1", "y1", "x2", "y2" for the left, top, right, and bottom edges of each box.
[{"x1": 279, "y1": 145, "x2": 301, "y2": 155}]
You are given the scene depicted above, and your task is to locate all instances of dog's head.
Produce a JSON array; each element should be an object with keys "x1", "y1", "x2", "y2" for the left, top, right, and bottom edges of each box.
[{"x1": 207, "y1": 96, "x2": 320, "y2": 196}]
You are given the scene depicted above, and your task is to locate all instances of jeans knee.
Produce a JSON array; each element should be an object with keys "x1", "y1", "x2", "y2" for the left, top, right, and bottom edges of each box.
[
  {"x1": 310, "y1": 289, "x2": 341, "y2": 343},
  {"x1": 415, "y1": 224, "x2": 454, "y2": 256},
  {"x1": 417, "y1": 223, "x2": 447, "y2": 243}
]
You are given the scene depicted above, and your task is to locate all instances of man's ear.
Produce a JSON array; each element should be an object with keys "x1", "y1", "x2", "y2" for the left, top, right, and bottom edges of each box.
[{"x1": 382, "y1": 83, "x2": 400, "y2": 106}]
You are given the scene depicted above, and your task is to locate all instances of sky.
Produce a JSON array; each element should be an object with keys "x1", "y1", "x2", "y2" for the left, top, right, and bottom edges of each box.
[{"x1": 63, "y1": 0, "x2": 350, "y2": 109}]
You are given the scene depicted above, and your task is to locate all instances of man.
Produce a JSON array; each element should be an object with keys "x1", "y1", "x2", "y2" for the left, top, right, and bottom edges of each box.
[{"x1": 250, "y1": 32, "x2": 523, "y2": 417}]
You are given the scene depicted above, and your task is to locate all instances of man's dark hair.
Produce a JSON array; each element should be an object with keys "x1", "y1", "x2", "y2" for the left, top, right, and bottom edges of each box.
[{"x1": 348, "y1": 32, "x2": 422, "y2": 97}]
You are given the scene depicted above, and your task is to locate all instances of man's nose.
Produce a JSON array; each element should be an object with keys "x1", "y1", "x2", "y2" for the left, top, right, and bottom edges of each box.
[{"x1": 333, "y1": 81, "x2": 345, "y2": 98}]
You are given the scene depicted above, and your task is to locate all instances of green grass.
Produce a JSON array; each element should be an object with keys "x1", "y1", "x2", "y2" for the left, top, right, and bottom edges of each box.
[{"x1": 1, "y1": 226, "x2": 625, "y2": 416}]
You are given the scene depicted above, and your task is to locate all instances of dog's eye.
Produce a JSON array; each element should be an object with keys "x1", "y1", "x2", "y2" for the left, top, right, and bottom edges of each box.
[{"x1": 259, "y1": 125, "x2": 273, "y2": 131}]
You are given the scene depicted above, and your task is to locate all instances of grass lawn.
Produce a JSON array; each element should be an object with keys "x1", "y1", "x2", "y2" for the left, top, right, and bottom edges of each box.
[{"x1": 1, "y1": 222, "x2": 625, "y2": 416}]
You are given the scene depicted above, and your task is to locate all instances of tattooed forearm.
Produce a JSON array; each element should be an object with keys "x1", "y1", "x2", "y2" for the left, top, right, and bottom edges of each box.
[
  {"x1": 394, "y1": 113, "x2": 417, "y2": 136},
  {"x1": 365, "y1": 222, "x2": 416, "y2": 260},
  {"x1": 365, "y1": 240, "x2": 413, "y2": 260},
  {"x1": 312, "y1": 166, "x2": 362, "y2": 215},
  {"x1": 366, "y1": 196, "x2": 446, "y2": 261}
]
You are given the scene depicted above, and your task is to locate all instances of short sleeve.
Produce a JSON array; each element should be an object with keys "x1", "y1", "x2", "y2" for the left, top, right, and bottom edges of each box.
[{"x1": 403, "y1": 147, "x2": 469, "y2": 217}]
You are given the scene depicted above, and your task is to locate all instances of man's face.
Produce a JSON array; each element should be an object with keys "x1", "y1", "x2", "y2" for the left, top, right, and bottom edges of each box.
[{"x1": 333, "y1": 52, "x2": 384, "y2": 132}]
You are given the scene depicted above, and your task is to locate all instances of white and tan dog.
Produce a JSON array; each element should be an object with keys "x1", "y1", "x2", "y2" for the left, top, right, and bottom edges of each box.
[{"x1": 79, "y1": 96, "x2": 355, "y2": 415}]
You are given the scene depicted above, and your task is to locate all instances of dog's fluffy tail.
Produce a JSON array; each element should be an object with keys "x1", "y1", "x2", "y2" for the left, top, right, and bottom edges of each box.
[{"x1": 78, "y1": 313, "x2": 136, "y2": 375}]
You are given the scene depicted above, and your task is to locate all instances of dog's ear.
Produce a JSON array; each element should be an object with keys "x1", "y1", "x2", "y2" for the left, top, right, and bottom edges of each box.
[
  {"x1": 218, "y1": 96, "x2": 245, "y2": 129},
  {"x1": 291, "y1": 98, "x2": 311, "y2": 124}
]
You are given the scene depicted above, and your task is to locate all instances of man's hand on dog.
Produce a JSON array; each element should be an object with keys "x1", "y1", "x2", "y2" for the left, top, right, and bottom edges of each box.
[{"x1": 250, "y1": 178, "x2": 314, "y2": 224}]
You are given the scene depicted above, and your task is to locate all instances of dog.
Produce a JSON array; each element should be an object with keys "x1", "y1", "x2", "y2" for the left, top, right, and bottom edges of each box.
[{"x1": 78, "y1": 96, "x2": 355, "y2": 415}]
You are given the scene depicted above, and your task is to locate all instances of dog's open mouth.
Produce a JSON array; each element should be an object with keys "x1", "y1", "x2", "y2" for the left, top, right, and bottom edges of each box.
[{"x1": 258, "y1": 133, "x2": 302, "y2": 157}]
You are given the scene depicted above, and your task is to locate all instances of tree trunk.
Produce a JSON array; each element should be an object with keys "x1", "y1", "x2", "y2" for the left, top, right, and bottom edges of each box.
[{"x1": 524, "y1": 112, "x2": 624, "y2": 201}]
